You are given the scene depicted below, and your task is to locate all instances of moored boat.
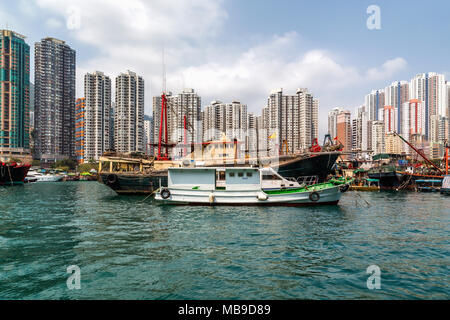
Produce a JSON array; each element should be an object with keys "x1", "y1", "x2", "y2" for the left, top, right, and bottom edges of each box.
[
  {"x1": 349, "y1": 178, "x2": 380, "y2": 191},
  {"x1": 0, "y1": 162, "x2": 31, "y2": 185},
  {"x1": 28, "y1": 171, "x2": 64, "y2": 182},
  {"x1": 154, "y1": 167, "x2": 351, "y2": 206},
  {"x1": 441, "y1": 175, "x2": 450, "y2": 195}
]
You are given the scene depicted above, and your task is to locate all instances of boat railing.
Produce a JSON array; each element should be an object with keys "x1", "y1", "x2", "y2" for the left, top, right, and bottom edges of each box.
[{"x1": 296, "y1": 175, "x2": 319, "y2": 186}]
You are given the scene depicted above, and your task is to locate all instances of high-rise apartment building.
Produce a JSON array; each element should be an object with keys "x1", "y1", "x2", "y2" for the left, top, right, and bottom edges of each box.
[
  {"x1": 385, "y1": 81, "x2": 409, "y2": 132},
  {"x1": 352, "y1": 106, "x2": 366, "y2": 152},
  {"x1": 0, "y1": 30, "x2": 30, "y2": 160},
  {"x1": 34, "y1": 37, "x2": 76, "y2": 163},
  {"x1": 203, "y1": 100, "x2": 227, "y2": 142},
  {"x1": 328, "y1": 107, "x2": 342, "y2": 138},
  {"x1": 410, "y1": 72, "x2": 447, "y2": 141},
  {"x1": 385, "y1": 133, "x2": 403, "y2": 154},
  {"x1": 84, "y1": 71, "x2": 111, "y2": 161},
  {"x1": 114, "y1": 70, "x2": 144, "y2": 154},
  {"x1": 336, "y1": 110, "x2": 352, "y2": 153},
  {"x1": 75, "y1": 98, "x2": 85, "y2": 163},
  {"x1": 266, "y1": 88, "x2": 318, "y2": 153},
  {"x1": 203, "y1": 100, "x2": 247, "y2": 144},
  {"x1": 144, "y1": 116, "x2": 153, "y2": 156},
  {"x1": 365, "y1": 89, "x2": 385, "y2": 121},
  {"x1": 247, "y1": 112, "x2": 257, "y2": 154},
  {"x1": 383, "y1": 105, "x2": 397, "y2": 134},
  {"x1": 371, "y1": 121, "x2": 385, "y2": 154}
]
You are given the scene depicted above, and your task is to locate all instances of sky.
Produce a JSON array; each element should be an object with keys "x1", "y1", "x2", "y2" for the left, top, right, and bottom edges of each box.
[{"x1": 1, "y1": 0, "x2": 449, "y2": 138}]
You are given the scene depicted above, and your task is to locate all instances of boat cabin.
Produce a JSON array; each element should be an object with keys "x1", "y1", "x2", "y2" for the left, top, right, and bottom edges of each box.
[{"x1": 167, "y1": 167, "x2": 301, "y2": 191}]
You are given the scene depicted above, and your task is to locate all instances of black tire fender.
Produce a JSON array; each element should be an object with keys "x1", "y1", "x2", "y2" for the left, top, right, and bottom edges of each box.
[
  {"x1": 340, "y1": 184, "x2": 349, "y2": 193},
  {"x1": 107, "y1": 174, "x2": 117, "y2": 185},
  {"x1": 309, "y1": 192, "x2": 320, "y2": 202},
  {"x1": 160, "y1": 188, "x2": 171, "y2": 199}
]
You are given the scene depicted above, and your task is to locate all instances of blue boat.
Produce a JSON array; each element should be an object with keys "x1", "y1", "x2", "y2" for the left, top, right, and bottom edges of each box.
[{"x1": 415, "y1": 179, "x2": 442, "y2": 192}]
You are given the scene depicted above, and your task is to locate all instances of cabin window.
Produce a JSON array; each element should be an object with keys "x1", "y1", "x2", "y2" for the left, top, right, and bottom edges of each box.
[
  {"x1": 238, "y1": 172, "x2": 244, "y2": 177},
  {"x1": 262, "y1": 174, "x2": 282, "y2": 180},
  {"x1": 246, "y1": 172, "x2": 252, "y2": 177},
  {"x1": 229, "y1": 172, "x2": 235, "y2": 177}
]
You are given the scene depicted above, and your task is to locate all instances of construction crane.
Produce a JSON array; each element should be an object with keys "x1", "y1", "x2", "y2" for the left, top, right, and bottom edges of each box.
[{"x1": 392, "y1": 131, "x2": 443, "y2": 175}]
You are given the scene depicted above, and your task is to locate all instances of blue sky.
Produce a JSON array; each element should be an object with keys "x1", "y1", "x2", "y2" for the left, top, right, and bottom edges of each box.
[{"x1": 1, "y1": 0, "x2": 449, "y2": 138}]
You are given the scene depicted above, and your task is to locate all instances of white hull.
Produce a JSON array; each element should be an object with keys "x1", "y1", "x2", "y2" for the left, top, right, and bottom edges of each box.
[
  {"x1": 34, "y1": 175, "x2": 63, "y2": 182},
  {"x1": 155, "y1": 186, "x2": 342, "y2": 206}
]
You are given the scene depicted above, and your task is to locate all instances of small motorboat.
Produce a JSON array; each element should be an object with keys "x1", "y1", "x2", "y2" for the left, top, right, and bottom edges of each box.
[
  {"x1": 441, "y1": 175, "x2": 450, "y2": 195},
  {"x1": 27, "y1": 170, "x2": 63, "y2": 182},
  {"x1": 415, "y1": 179, "x2": 442, "y2": 192},
  {"x1": 154, "y1": 167, "x2": 351, "y2": 206},
  {"x1": 349, "y1": 178, "x2": 380, "y2": 191}
]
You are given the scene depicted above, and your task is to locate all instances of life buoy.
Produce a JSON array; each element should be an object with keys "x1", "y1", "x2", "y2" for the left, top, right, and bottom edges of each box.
[
  {"x1": 107, "y1": 174, "x2": 118, "y2": 184},
  {"x1": 160, "y1": 188, "x2": 171, "y2": 199},
  {"x1": 339, "y1": 184, "x2": 349, "y2": 193},
  {"x1": 309, "y1": 192, "x2": 320, "y2": 202}
]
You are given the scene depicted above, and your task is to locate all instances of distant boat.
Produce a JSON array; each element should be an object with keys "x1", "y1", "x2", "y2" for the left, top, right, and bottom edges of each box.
[
  {"x1": 441, "y1": 175, "x2": 450, "y2": 195},
  {"x1": 349, "y1": 178, "x2": 380, "y2": 191},
  {"x1": 415, "y1": 179, "x2": 442, "y2": 192},
  {"x1": 26, "y1": 170, "x2": 63, "y2": 182},
  {"x1": 154, "y1": 167, "x2": 350, "y2": 206}
]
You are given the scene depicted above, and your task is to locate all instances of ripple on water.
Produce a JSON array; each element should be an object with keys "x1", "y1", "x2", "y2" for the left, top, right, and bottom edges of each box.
[{"x1": 0, "y1": 184, "x2": 449, "y2": 299}]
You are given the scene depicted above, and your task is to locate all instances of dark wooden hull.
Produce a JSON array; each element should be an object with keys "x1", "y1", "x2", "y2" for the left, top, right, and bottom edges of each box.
[
  {"x1": 368, "y1": 170, "x2": 443, "y2": 190},
  {"x1": 277, "y1": 153, "x2": 339, "y2": 182},
  {"x1": 99, "y1": 173, "x2": 168, "y2": 194},
  {"x1": 0, "y1": 164, "x2": 31, "y2": 186}
]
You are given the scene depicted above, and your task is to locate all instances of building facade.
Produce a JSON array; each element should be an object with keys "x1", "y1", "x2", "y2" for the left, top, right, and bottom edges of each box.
[
  {"x1": 34, "y1": 37, "x2": 76, "y2": 163},
  {"x1": 84, "y1": 71, "x2": 111, "y2": 161},
  {"x1": 144, "y1": 116, "x2": 153, "y2": 156},
  {"x1": 365, "y1": 89, "x2": 385, "y2": 121},
  {"x1": 336, "y1": 110, "x2": 352, "y2": 153},
  {"x1": 266, "y1": 88, "x2": 318, "y2": 153},
  {"x1": 0, "y1": 30, "x2": 31, "y2": 160},
  {"x1": 114, "y1": 70, "x2": 144, "y2": 154},
  {"x1": 371, "y1": 121, "x2": 385, "y2": 155},
  {"x1": 75, "y1": 98, "x2": 85, "y2": 163}
]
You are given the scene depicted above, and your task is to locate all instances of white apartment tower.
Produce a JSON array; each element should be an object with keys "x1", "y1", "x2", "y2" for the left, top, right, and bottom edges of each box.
[
  {"x1": 328, "y1": 107, "x2": 342, "y2": 138},
  {"x1": 114, "y1": 70, "x2": 145, "y2": 153},
  {"x1": 203, "y1": 100, "x2": 248, "y2": 146},
  {"x1": 84, "y1": 71, "x2": 111, "y2": 161},
  {"x1": 365, "y1": 89, "x2": 385, "y2": 121},
  {"x1": 384, "y1": 81, "x2": 409, "y2": 133},
  {"x1": 371, "y1": 121, "x2": 385, "y2": 154},
  {"x1": 410, "y1": 72, "x2": 447, "y2": 141},
  {"x1": 266, "y1": 88, "x2": 318, "y2": 153}
]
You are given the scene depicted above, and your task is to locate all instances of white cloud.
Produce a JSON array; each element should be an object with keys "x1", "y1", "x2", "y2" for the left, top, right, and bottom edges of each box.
[
  {"x1": 45, "y1": 17, "x2": 63, "y2": 29},
  {"x1": 366, "y1": 57, "x2": 407, "y2": 81}
]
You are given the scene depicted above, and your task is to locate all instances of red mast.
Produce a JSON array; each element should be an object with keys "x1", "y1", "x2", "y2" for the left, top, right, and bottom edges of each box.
[{"x1": 157, "y1": 93, "x2": 169, "y2": 160}]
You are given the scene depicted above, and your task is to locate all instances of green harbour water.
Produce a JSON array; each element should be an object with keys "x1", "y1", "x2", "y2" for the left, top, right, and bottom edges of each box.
[{"x1": 0, "y1": 181, "x2": 449, "y2": 299}]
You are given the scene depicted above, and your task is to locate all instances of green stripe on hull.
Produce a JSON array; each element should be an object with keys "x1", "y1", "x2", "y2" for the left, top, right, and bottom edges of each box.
[{"x1": 264, "y1": 182, "x2": 337, "y2": 195}]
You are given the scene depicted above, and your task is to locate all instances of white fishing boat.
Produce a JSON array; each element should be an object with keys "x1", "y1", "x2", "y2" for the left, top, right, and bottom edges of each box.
[{"x1": 154, "y1": 167, "x2": 350, "y2": 206}]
